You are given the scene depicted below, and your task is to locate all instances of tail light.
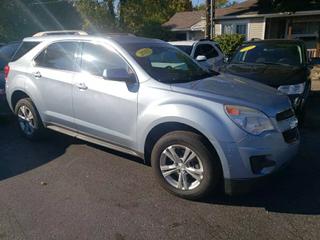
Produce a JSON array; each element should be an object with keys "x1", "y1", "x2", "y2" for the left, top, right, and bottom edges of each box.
[{"x1": 4, "y1": 65, "x2": 10, "y2": 81}]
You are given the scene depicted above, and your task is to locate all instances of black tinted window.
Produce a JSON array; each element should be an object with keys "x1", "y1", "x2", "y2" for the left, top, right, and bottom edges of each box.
[
  {"x1": 81, "y1": 43, "x2": 129, "y2": 77},
  {"x1": 194, "y1": 44, "x2": 218, "y2": 59},
  {"x1": 232, "y1": 43, "x2": 303, "y2": 66},
  {"x1": 11, "y1": 42, "x2": 39, "y2": 62},
  {"x1": 0, "y1": 43, "x2": 20, "y2": 69},
  {"x1": 35, "y1": 42, "x2": 79, "y2": 71}
]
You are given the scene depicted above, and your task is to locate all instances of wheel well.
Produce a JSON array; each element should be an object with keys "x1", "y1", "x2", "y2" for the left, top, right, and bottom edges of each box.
[
  {"x1": 11, "y1": 91, "x2": 30, "y2": 111},
  {"x1": 144, "y1": 122, "x2": 219, "y2": 165}
]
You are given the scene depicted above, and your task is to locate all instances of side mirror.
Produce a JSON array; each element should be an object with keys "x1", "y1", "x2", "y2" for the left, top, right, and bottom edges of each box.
[
  {"x1": 224, "y1": 56, "x2": 230, "y2": 63},
  {"x1": 195, "y1": 55, "x2": 207, "y2": 62},
  {"x1": 102, "y1": 68, "x2": 136, "y2": 83}
]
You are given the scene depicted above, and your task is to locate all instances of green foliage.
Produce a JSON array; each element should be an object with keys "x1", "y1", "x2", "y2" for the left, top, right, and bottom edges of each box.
[
  {"x1": 193, "y1": 0, "x2": 230, "y2": 10},
  {"x1": 213, "y1": 34, "x2": 245, "y2": 56},
  {"x1": 119, "y1": 0, "x2": 192, "y2": 39},
  {"x1": 75, "y1": 0, "x2": 117, "y2": 33},
  {"x1": 0, "y1": 0, "x2": 82, "y2": 42}
]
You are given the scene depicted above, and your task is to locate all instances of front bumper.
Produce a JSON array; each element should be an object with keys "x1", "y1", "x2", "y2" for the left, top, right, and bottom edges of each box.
[{"x1": 218, "y1": 127, "x2": 299, "y2": 195}]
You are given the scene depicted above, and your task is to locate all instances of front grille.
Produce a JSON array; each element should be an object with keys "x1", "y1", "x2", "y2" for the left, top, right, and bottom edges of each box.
[
  {"x1": 276, "y1": 108, "x2": 299, "y2": 143},
  {"x1": 282, "y1": 127, "x2": 299, "y2": 144},
  {"x1": 276, "y1": 109, "x2": 295, "y2": 121}
]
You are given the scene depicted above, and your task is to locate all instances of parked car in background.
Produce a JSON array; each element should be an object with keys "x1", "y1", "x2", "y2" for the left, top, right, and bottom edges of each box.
[
  {"x1": 221, "y1": 40, "x2": 311, "y2": 119},
  {"x1": 0, "y1": 41, "x2": 20, "y2": 116},
  {"x1": 6, "y1": 35, "x2": 299, "y2": 200},
  {"x1": 169, "y1": 40, "x2": 224, "y2": 71}
]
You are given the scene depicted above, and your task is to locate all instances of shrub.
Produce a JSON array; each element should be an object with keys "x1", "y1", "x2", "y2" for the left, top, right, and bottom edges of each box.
[{"x1": 213, "y1": 34, "x2": 245, "y2": 56}]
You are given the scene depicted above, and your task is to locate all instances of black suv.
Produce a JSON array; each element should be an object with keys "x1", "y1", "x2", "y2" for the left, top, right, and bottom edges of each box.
[
  {"x1": 222, "y1": 40, "x2": 311, "y2": 119},
  {"x1": 0, "y1": 41, "x2": 20, "y2": 116}
]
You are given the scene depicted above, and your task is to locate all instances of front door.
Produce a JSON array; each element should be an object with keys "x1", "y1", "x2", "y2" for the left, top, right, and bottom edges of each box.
[{"x1": 73, "y1": 42, "x2": 138, "y2": 148}]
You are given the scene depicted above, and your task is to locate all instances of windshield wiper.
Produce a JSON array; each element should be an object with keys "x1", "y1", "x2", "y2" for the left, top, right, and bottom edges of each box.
[{"x1": 255, "y1": 62, "x2": 292, "y2": 67}]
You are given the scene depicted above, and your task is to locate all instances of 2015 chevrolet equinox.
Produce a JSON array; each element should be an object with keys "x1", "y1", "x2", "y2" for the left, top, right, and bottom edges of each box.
[{"x1": 5, "y1": 35, "x2": 299, "y2": 199}]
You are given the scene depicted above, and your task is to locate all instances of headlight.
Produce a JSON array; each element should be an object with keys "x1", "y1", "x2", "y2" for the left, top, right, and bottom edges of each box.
[
  {"x1": 224, "y1": 105, "x2": 274, "y2": 135},
  {"x1": 278, "y1": 83, "x2": 305, "y2": 95}
]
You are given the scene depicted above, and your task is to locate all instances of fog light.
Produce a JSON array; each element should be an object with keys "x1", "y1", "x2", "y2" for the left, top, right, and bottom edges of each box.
[{"x1": 250, "y1": 155, "x2": 276, "y2": 174}]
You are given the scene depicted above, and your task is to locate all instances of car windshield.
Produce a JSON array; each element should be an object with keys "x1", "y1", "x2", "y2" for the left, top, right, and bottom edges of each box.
[
  {"x1": 174, "y1": 45, "x2": 193, "y2": 55},
  {"x1": 122, "y1": 43, "x2": 213, "y2": 83},
  {"x1": 231, "y1": 42, "x2": 303, "y2": 66}
]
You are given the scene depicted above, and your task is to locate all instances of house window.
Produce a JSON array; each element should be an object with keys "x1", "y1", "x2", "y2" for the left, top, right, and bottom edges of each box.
[
  {"x1": 222, "y1": 24, "x2": 234, "y2": 34},
  {"x1": 222, "y1": 23, "x2": 247, "y2": 36},
  {"x1": 236, "y1": 24, "x2": 247, "y2": 35}
]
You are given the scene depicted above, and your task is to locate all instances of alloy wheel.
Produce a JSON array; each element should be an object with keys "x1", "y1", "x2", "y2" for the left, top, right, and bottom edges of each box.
[
  {"x1": 160, "y1": 145, "x2": 204, "y2": 191},
  {"x1": 17, "y1": 105, "x2": 35, "y2": 136}
]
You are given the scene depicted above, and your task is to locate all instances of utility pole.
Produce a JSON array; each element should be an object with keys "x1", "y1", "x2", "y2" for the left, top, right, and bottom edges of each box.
[
  {"x1": 211, "y1": 0, "x2": 215, "y2": 38},
  {"x1": 205, "y1": 0, "x2": 211, "y2": 39},
  {"x1": 205, "y1": 0, "x2": 215, "y2": 39}
]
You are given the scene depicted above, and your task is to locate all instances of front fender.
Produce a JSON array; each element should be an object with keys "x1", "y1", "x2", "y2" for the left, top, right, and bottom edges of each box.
[{"x1": 137, "y1": 103, "x2": 247, "y2": 178}]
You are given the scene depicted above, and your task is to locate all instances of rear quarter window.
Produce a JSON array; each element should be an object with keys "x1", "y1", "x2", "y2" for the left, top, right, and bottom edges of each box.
[{"x1": 11, "y1": 41, "x2": 40, "y2": 62}]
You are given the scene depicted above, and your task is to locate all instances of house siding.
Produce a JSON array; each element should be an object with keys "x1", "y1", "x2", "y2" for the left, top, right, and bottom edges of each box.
[
  {"x1": 248, "y1": 18, "x2": 265, "y2": 40},
  {"x1": 215, "y1": 23, "x2": 222, "y2": 35}
]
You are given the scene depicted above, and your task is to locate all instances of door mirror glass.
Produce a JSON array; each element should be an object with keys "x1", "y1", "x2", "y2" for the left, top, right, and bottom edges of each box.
[
  {"x1": 195, "y1": 55, "x2": 207, "y2": 62},
  {"x1": 103, "y1": 68, "x2": 135, "y2": 83},
  {"x1": 224, "y1": 56, "x2": 230, "y2": 63}
]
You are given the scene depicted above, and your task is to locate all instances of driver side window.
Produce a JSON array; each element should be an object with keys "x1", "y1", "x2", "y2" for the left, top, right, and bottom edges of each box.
[{"x1": 81, "y1": 43, "x2": 130, "y2": 77}]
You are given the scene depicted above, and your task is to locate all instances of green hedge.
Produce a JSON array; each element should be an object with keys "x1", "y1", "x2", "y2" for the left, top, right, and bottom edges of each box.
[{"x1": 213, "y1": 34, "x2": 245, "y2": 56}]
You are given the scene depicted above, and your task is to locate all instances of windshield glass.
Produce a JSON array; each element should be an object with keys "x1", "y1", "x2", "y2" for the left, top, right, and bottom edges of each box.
[
  {"x1": 122, "y1": 43, "x2": 213, "y2": 83},
  {"x1": 232, "y1": 42, "x2": 303, "y2": 66},
  {"x1": 174, "y1": 45, "x2": 193, "y2": 55}
]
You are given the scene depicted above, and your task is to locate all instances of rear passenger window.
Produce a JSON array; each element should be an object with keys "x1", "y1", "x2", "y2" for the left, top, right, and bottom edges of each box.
[
  {"x1": 11, "y1": 42, "x2": 39, "y2": 62},
  {"x1": 81, "y1": 43, "x2": 129, "y2": 77},
  {"x1": 194, "y1": 44, "x2": 219, "y2": 59},
  {"x1": 35, "y1": 42, "x2": 79, "y2": 71}
]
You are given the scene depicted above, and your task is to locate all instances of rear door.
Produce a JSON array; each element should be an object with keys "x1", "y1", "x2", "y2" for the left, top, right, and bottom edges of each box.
[{"x1": 31, "y1": 41, "x2": 80, "y2": 129}]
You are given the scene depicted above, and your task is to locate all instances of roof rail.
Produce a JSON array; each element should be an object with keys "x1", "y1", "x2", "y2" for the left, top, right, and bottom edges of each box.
[
  {"x1": 101, "y1": 33, "x2": 136, "y2": 37},
  {"x1": 33, "y1": 30, "x2": 88, "y2": 37}
]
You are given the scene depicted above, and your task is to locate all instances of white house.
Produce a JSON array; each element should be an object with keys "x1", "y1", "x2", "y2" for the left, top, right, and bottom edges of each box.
[{"x1": 163, "y1": 0, "x2": 320, "y2": 57}]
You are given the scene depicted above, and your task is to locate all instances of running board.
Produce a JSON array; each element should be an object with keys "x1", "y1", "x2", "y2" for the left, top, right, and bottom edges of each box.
[{"x1": 47, "y1": 125, "x2": 141, "y2": 158}]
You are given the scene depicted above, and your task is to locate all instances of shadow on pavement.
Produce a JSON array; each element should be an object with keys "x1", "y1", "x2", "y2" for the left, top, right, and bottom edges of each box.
[
  {"x1": 0, "y1": 118, "x2": 76, "y2": 181},
  {"x1": 203, "y1": 91, "x2": 320, "y2": 215}
]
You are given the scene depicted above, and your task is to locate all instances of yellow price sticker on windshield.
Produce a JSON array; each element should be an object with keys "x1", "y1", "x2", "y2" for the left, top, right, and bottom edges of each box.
[
  {"x1": 136, "y1": 48, "x2": 153, "y2": 57},
  {"x1": 240, "y1": 45, "x2": 256, "y2": 52}
]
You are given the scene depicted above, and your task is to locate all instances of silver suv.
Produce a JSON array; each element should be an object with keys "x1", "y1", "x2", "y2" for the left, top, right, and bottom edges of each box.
[
  {"x1": 169, "y1": 40, "x2": 224, "y2": 71},
  {"x1": 6, "y1": 34, "x2": 299, "y2": 199}
]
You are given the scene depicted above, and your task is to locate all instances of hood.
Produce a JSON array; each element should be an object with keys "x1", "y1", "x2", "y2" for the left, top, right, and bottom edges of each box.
[
  {"x1": 171, "y1": 73, "x2": 292, "y2": 117},
  {"x1": 223, "y1": 63, "x2": 308, "y2": 87}
]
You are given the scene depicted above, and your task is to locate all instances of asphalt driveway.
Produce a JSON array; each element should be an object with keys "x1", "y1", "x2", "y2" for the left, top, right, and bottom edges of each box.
[{"x1": 0, "y1": 91, "x2": 320, "y2": 240}]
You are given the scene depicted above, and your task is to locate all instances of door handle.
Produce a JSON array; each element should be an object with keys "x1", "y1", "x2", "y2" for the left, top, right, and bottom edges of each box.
[
  {"x1": 75, "y1": 82, "x2": 88, "y2": 90},
  {"x1": 33, "y1": 71, "x2": 42, "y2": 78}
]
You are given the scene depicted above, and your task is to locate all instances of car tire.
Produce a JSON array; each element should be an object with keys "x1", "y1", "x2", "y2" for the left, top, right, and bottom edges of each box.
[
  {"x1": 151, "y1": 131, "x2": 222, "y2": 200},
  {"x1": 14, "y1": 98, "x2": 45, "y2": 140}
]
